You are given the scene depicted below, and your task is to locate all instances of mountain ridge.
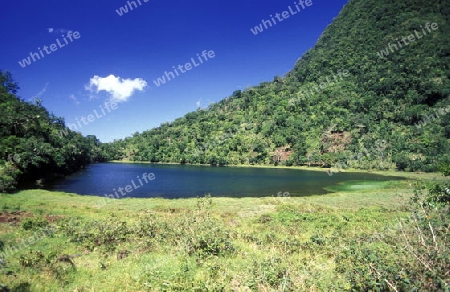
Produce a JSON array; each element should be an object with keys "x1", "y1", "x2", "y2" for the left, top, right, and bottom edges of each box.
[{"x1": 106, "y1": 0, "x2": 450, "y2": 172}]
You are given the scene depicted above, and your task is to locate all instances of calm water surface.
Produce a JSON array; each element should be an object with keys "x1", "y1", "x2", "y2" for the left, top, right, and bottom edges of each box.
[{"x1": 47, "y1": 163, "x2": 404, "y2": 198}]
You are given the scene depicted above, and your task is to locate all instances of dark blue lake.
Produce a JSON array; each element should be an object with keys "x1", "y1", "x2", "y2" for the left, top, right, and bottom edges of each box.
[{"x1": 47, "y1": 163, "x2": 404, "y2": 199}]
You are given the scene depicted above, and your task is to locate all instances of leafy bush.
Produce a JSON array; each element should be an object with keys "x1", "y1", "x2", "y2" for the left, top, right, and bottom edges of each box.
[
  {"x1": 439, "y1": 163, "x2": 450, "y2": 176},
  {"x1": 19, "y1": 250, "x2": 44, "y2": 268},
  {"x1": 183, "y1": 196, "x2": 235, "y2": 258},
  {"x1": 186, "y1": 230, "x2": 234, "y2": 258},
  {"x1": 248, "y1": 257, "x2": 291, "y2": 290},
  {"x1": 412, "y1": 181, "x2": 450, "y2": 208},
  {"x1": 21, "y1": 217, "x2": 49, "y2": 231},
  {"x1": 0, "y1": 163, "x2": 21, "y2": 193},
  {"x1": 59, "y1": 217, "x2": 131, "y2": 253},
  {"x1": 336, "y1": 181, "x2": 450, "y2": 291}
]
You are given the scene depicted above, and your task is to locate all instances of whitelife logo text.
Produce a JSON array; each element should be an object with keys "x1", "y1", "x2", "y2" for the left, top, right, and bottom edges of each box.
[
  {"x1": 59, "y1": 100, "x2": 118, "y2": 138},
  {"x1": 250, "y1": 0, "x2": 313, "y2": 35},
  {"x1": 18, "y1": 31, "x2": 81, "y2": 68},
  {"x1": 377, "y1": 22, "x2": 439, "y2": 59},
  {"x1": 153, "y1": 50, "x2": 215, "y2": 87}
]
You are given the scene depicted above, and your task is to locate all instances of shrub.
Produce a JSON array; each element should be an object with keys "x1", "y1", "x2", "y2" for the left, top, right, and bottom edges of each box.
[
  {"x1": 336, "y1": 181, "x2": 450, "y2": 291},
  {"x1": 412, "y1": 181, "x2": 450, "y2": 208},
  {"x1": 249, "y1": 257, "x2": 291, "y2": 290},
  {"x1": 438, "y1": 161, "x2": 450, "y2": 176},
  {"x1": 21, "y1": 217, "x2": 49, "y2": 231},
  {"x1": 59, "y1": 217, "x2": 131, "y2": 253},
  {"x1": 0, "y1": 163, "x2": 21, "y2": 193},
  {"x1": 186, "y1": 231, "x2": 234, "y2": 258},
  {"x1": 19, "y1": 250, "x2": 44, "y2": 268}
]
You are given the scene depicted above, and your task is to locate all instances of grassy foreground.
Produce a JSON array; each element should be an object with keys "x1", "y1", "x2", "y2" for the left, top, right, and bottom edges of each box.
[{"x1": 0, "y1": 176, "x2": 448, "y2": 291}]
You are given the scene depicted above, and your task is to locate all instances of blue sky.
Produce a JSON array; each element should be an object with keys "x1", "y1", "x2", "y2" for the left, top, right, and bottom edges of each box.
[{"x1": 0, "y1": 0, "x2": 349, "y2": 142}]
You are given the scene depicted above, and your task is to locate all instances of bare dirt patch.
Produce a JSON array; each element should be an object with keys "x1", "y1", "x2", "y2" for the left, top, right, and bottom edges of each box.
[{"x1": 0, "y1": 211, "x2": 33, "y2": 225}]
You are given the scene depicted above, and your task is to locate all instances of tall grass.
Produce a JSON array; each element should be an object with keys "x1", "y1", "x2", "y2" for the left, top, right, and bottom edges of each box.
[{"x1": 0, "y1": 179, "x2": 448, "y2": 291}]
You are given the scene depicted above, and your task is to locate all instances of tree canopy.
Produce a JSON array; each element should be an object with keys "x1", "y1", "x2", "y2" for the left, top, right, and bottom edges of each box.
[{"x1": 0, "y1": 70, "x2": 108, "y2": 192}]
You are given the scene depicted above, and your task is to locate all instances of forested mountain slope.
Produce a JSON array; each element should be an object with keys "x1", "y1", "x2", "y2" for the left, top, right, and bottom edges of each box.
[
  {"x1": 0, "y1": 71, "x2": 107, "y2": 192},
  {"x1": 110, "y1": 0, "x2": 450, "y2": 172}
]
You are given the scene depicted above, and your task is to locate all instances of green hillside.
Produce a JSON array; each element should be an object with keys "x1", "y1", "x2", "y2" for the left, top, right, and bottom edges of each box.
[{"x1": 109, "y1": 0, "x2": 450, "y2": 172}]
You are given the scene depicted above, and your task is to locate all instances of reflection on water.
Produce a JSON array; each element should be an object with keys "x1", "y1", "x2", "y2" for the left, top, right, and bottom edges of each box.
[{"x1": 46, "y1": 163, "x2": 404, "y2": 199}]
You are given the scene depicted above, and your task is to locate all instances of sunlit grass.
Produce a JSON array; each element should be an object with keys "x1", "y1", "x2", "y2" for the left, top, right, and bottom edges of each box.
[{"x1": 0, "y1": 173, "x2": 447, "y2": 291}]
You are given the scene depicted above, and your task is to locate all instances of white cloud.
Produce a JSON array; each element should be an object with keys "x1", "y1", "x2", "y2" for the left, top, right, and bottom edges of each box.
[
  {"x1": 35, "y1": 82, "x2": 49, "y2": 98},
  {"x1": 86, "y1": 74, "x2": 147, "y2": 102},
  {"x1": 69, "y1": 94, "x2": 80, "y2": 105},
  {"x1": 196, "y1": 99, "x2": 201, "y2": 108},
  {"x1": 48, "y1": 28, "x2": 73, "y2": 34}
]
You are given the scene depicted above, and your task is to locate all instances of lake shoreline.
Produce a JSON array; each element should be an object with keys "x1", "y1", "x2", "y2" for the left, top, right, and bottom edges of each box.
[
  {"x1": 108, "y1": 160, "x2": 443, "y2": 180},
  {"x1": 39, "y1": 161, "x2": 417, "y2": 200}
]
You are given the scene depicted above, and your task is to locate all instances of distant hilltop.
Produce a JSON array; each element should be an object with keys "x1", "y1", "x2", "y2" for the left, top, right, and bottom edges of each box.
[{"x1": 109, "y1": 0, "x2": 449, "y2": 173}]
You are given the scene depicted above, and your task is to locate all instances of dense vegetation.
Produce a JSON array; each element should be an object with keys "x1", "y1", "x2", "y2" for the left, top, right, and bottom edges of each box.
[
  {"x1": 107, "y1": 0, "x2": 450, "y2": 172},
  {"x1": 0, "y1": 177, "x2": 448, "y2": 290},
  {"x1": 0, "y1": 70, "x2": 108, "y2": 193}
]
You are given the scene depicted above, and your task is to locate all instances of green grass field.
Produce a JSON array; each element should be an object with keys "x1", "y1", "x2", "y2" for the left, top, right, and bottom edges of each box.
[{"x1": 0, "y1": 172, "x2": 448, "y2": 291}]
